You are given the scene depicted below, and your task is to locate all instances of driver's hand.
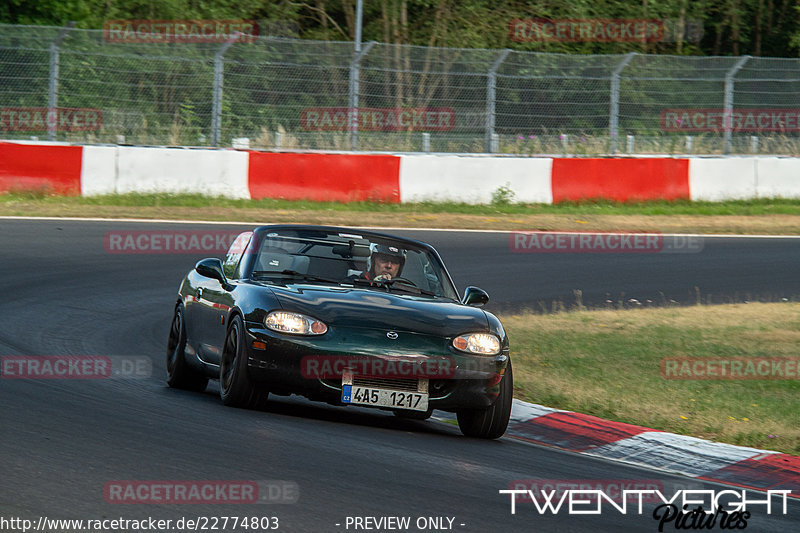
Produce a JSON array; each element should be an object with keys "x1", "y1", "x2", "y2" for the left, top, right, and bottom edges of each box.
[{"x1": 373, "y1": 274, "x2": 392, "y2": 282}]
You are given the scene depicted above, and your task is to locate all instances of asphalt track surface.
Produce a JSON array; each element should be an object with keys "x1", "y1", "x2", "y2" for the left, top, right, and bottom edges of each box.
[{"x1": 1, "y1": 218, "x2": 799, "y2": 533}]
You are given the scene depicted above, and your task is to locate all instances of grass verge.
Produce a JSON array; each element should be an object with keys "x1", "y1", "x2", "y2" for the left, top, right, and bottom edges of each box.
[
  {"x1": 3, "y1": 193, "x2": 800, "y2": 234},
  {"x1": 502, "y1": 302, "x2": 800, "y2": 455}
]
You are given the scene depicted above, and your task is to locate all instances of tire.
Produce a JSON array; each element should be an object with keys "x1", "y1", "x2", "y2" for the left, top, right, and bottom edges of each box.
[
  {"x1": 456, "y1": 361, "x2": 513, "y2": 439},
  {"x1": 219, "y1": 315, "x2": 269, "y2": 409},
  {"x1": 166, "y1": 305, "x2": 209, "y2": 392},
  {"x1": 393, "y1": 407, "x2": 433, "y2": 420}
]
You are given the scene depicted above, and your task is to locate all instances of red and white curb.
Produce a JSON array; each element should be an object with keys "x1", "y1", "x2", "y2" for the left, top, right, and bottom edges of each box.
[
  {"x1": 6, "y1": 141, "x2": 800, "y2": 204},
  {"x1": 502, "y1": 399, "x2": 799, "y2": 496}
]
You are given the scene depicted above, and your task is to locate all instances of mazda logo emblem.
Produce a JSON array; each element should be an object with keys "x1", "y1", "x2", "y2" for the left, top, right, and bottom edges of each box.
[{"x1": 386, "y1": 331, "x2": 399, "y2": 340}]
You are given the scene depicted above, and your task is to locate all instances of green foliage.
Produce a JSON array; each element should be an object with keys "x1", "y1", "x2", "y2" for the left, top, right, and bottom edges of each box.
[
  {"x1": 1, "y1": 0, "x2": 799, "y2": 57},
  {"x1": 4, "y1": 2, "x2": 800, "y2": 150},
  {"x1": 490, "y1": 183, "x2": 516, "y2": 206}
]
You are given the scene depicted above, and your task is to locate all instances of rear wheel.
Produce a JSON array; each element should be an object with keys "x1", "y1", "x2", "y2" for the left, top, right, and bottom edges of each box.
[
  {"x1": 166, "y1": 305, "x2": 208, "y2": 392},
  {"x1": 456, "y1": 361, "x2": 513, "y2": 439},
  {"x1": 219, "y1": 315, "x2": 269, "y2": 409}
]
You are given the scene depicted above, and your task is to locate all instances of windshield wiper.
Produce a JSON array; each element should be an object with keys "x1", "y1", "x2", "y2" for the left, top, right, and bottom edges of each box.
[
  {"x1": 251, "y1": 270, "x2": 341, "y2": 284},
  {"x1": 348, "y1": 277, "x2": 437, "y2": 297},
  {"x1": 387, "y1": 279, "x2": 437, "y2": 297}
]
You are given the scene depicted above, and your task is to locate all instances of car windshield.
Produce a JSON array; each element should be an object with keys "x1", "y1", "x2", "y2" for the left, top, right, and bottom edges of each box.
[{"x1": 249, "y1": 229, "x2": 459, "y2": 300}]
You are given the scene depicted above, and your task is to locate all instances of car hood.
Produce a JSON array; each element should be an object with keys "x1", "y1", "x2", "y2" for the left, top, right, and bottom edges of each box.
[{"x1": 266, "y1": 284, "x2": 488, "y2": 336}]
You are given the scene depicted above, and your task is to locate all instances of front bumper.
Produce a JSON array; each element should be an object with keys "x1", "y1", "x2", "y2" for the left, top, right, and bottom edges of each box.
[{"x1": 242, "y1": 322, "x2": 509, "y2": 410}]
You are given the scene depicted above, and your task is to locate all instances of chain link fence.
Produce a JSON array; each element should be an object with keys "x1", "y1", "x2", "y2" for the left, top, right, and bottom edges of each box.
[{"x1": 2, "y1": 23, "x2": 800, "y2": 155}]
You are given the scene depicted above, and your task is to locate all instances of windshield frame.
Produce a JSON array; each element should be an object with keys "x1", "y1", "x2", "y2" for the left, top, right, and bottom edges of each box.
[{"x1": 239, "y1": 225, "x2": 460, "y2": 300}]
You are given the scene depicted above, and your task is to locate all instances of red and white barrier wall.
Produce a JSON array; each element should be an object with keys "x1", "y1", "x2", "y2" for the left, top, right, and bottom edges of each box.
[
  {"x1": 2, "y1": 141, "x2": 800, "y2": 203},
  {"x1": 0, "y1": 142, "x2": 83, "y2": 195}
]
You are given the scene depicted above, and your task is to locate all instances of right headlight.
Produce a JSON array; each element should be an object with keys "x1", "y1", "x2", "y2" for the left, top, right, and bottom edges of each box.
[
  {"x1": 265, "y1": 311, "x2": 328, "y2": 335},
  {"x1": 452, "y1": 333, "x2": 501, "y2": 355}
]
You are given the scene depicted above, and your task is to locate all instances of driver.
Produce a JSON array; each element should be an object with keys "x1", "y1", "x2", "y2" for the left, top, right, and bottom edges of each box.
[{"x1": 363, "y1": 243, "x2": 406, "y2": 281}]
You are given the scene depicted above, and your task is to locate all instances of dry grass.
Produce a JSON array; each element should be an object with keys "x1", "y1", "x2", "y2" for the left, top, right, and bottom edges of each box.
[
  {"x1": 4, "y1": 200, "x2": 800, "y2": 234},
  {"x1": 503, "y1": 302, "x2": 800, "y2": 454}
]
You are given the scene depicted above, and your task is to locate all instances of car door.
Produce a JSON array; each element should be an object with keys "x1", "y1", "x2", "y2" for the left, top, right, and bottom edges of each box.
[
  {"x1": 181, "y1": 271, "x2": 206, "y2": 356},
  {"x1": 195, "y1": 279, "x2": 234, "y2": 366},
  {"x1": 196, "y1": 231, "x2": 252, "y2": 365}
]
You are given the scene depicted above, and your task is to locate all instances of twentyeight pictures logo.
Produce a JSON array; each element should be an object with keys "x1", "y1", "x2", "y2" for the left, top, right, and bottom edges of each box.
[
  {"x1": 508, "y1": 479, "x2": 669, "y2": 504},
  {"x1": 500, "y1": 487, "x2": 791, "y2": 530},
  {"x1": 510, "y1": 231, "x2": 703, "y2": 254}
]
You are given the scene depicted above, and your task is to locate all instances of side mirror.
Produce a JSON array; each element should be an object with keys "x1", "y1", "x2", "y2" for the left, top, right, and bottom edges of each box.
[
  {"x1": 195, "y1": 258, "x2": 228, "y2": 287},
  {"x1": 462, "y1": 286, "x2": 489, "y2": 307}
]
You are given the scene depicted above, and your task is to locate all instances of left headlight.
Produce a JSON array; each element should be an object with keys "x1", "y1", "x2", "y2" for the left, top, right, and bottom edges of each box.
[
  {"x1": 265, "y1": 311, "x2": 328, "y2": 335},
  {"x1": 452, "y1": 333, "x2": 501, "y2": 355}
]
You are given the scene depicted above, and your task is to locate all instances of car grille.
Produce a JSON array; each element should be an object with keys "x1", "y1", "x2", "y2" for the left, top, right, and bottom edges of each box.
[{"x1": 352, "y1": 376, "x2": 419, "y2": 392}]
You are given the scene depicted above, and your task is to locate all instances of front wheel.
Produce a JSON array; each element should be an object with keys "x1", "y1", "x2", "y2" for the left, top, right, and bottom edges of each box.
[
  {"x1": 456, "y1": 361, "x2": 513, "y2": 439},
  {"x1": 219, "y1": 315, "x2": 269, "y2": 410},
  {"x1": 166, "y1": 305, "x2": 208, "y2": 392}
]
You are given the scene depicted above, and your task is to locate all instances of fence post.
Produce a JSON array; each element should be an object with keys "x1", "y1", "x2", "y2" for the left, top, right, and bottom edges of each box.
[
  {"x1": 609, "y1": 52, "x2": 635, "y2": 155},
  {"x1": 48, "y1": 21, "x2": 77, "y2": 141},
  {"x1": 348, "y1": 41, "x2": 376, "y2": 151},
  {"x1": 750, "y1": 135, "x2": 759, "y2": 153},
  {"x1": 486, "y1": 49, "x2": 511, "y2": 153},
  {"x1": 723, "y1": 56, "x2": 750, "y2": 155},
  {"x1": 626, "y1": 135, "x2": 635, "y2": 153},
  {"x1": 211, "y1": 34, "x2": 238, "y2": 147}
]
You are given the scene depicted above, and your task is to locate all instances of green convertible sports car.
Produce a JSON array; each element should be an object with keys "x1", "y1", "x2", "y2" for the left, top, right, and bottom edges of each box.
[{"x1": 167, "y1": 225, "x2": 512, "y2": 439}]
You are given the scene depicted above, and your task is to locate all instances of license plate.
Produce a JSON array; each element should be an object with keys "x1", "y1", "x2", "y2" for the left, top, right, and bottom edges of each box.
[{"x1": 342, "y1": 385, "x2": 429, "y2": 411}]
